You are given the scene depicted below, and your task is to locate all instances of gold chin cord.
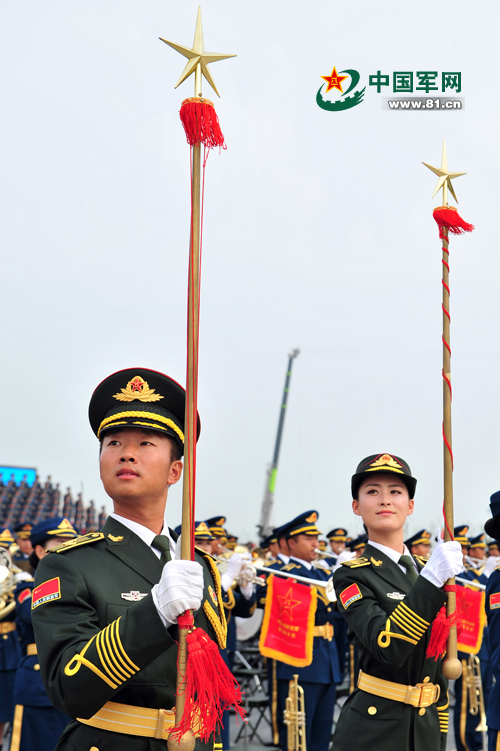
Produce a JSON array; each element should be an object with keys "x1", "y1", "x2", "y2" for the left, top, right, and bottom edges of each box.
[{"x1": 284, "y1": 675, "x2": 307, "y2": 751}]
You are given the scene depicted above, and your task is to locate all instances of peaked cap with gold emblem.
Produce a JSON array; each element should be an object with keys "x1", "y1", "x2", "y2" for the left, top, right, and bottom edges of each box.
[
  {"x1": 404, "y1": 529, "x2": 432, "y2": 547},
  {"x1": 88, "y1": 368, "x2": 200, "y2": 455},
  {"x1": 14, "y1": 522, "x2": 33, "y2": 540},
  {"x1": 0, "y1": 528, "x2": 15, "y2": 548},
  {"x1": 453, "y1": 525, "x2": 470, "y2": 545},
  {"x1": 326, "y1": 527, "x2": 348, "y2": 542},
  {"x1": 30, "y1": 517, "x2": 78, "y2": 547},
  {"x1": 468, "y1": 532, "x2": 486, "y2": 549},
  {"x1": 283, "y1": 510, "x2": 322, "y2": 538},
  {"x1": 351, "y1": 453, "x2": 417, "y2": 499},
  {"x1": 205, "y1": 516, "x2": 228, "y2": 538}
]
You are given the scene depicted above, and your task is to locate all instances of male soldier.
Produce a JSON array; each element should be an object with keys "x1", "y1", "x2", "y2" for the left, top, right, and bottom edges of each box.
[
  {"x1": 275, "y1": 511, "x2": 341, "y2": 751},
  {"x1": 332, "y1": 453, "x2": 463, "y2": 751},
  {"x1": 405, "y1": 529, "x2": 432, "y2": 558},
  {"x1": 32, "y1": 368, "x2": 229, "y2": 751},
  {"x1": 346, "y1": 533, "x2": 368, "y2": 558},
  {"x1": 469, "y1": 533, "x2": 488, "y2": 564},
  {"x1": 488, "y1": 540, "x2": 500, "y2": 558},
  {"x1": 261, "y1": 533, "x2": 279, "y2": 562},
  {"x1": 12, "y1": 523, "x2": 34, "y2": 574},
  {"x1": 326, "y1": 528, "x2": 348, "y2": 558}
]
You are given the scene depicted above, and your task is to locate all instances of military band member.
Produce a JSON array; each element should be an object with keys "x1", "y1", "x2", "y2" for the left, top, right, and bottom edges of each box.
[
  {"x1": 332, "y1": 453, "x2": 463, "y2": 751},
  {"x1": 346, "y1": 533, "x2": 368, "y2": 558},
  {"x1": 326, "y1": 528, "x2": 348, "y2": 558},
  {"x1": 10, "y1": 518, "x2": 76, "y2": 751},
  {"x1": 12, "y1": 523, "x2": 34, "y2": 574},
  {"x1": 261, "y1": 533, "x2": 279, "y2": 562},
  {"x1": 487, "y1": 540, "x2": 500, "y2": 558},
  {"x1": 32, "y1": 368, "x2": 228, "y2": 751},
  {"x1": 0, "y1": 527, "x2": 21, "y2": 744},
  {"x1": 405, "y1": 529, "x2": 432, "y2": 558},
  {"x1": 275, "y1": 511, "x2": 341, "y2": 751}
]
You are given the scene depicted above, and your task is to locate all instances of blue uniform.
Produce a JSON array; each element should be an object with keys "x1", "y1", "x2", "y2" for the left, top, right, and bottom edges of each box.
[
  {"x1": 486, "y1": 569, "x2": 500, "y2": 751},
  {"x1": 454, "y1": 565, "x2": 488, "y2": 751},
  {"x1": 275, "y1": 559, "x2": 341, "y2": 751},
  {"x1": 0, "y1": 594, "x2": 21, "y2": 724},
  {"x1": 9, "y1": 581, "x2": 70, "y2": 751}
]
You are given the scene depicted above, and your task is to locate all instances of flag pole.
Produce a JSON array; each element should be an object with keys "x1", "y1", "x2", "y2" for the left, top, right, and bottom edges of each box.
[
  {"x1": 423, "y1": 141, "x2": 473, "y2": 680},
  {"x1": 160, "y1": 10, "x2": 235, "y2": 748}
]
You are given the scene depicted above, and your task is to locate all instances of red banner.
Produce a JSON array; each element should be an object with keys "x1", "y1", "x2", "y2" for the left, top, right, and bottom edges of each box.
[
  {"x1": 456, "y1": 585, "x2": 486, "y2": 655},
  {"x1": 259, "y1": 574, "x2": 317, "y2": 667}
]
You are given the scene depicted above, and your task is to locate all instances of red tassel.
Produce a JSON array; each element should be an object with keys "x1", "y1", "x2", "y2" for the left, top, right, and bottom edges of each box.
[
  {"x1": 426, "y1": 585, "x2": 463, "y2": 661},
  {"x1": 433, "y1": 205, "x2": 474, "y2": 241},
  {"x1": 171, "y1": 627, "x2": 246, "y2": 742},
  {"x1": 179, "y1": 97, "x2": 226, "y2": 150}
]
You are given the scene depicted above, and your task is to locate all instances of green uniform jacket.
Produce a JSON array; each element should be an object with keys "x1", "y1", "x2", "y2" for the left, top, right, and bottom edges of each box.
[
  {"x1": 31, "y1": 517, "x2": 227, "y2": 751},
  {"x1": 332, "y1": 543, "x2": 449, "y2": 751}
]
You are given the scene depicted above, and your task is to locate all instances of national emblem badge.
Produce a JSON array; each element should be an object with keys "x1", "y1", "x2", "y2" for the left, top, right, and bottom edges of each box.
[{"x1": 113, "y1": 376, "x2": 164, "y2": 403}]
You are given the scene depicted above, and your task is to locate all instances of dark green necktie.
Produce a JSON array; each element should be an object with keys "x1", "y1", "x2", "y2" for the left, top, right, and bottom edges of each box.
[
  {"x1": 152, "y1": 535, "x2": 172, "y2": 565},
  {"x1": 399, "y1": 554, "x2": 418, "y2": 584}
]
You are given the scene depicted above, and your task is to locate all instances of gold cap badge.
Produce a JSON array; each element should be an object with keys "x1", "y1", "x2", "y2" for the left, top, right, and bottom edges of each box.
[
  {"x1": 113, "y1": 376, "x2": 164, "y2": 403},
  {"x1": 305, "y1": 512, "x2": 318, "y2": 523},
  {"x1": 370, "y1": 454, "x2": 403, "y2": 470}
]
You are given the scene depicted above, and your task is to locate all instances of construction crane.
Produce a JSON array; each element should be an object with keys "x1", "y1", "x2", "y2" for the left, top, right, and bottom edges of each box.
[{"x1": 258, "y1": 348, "x2": 300, "y2": 539}]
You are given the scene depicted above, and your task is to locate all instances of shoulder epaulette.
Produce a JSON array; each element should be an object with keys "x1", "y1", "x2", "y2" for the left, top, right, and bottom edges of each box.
[
  {"x1": 262, "y1": 559, "x2": 276, "y2": 567},
  {"x1": 281, "y1": 562, "x2": 300, "y2": 572},
  {"x1": 341, "y1": 557, "x2": 371, "y2": 568},
  {"x1": 414, "y1": 554, "x2": 429, "y2": 566},
  {"x1": 49, "y1": 532, "x2": 105, "y2": 553}
]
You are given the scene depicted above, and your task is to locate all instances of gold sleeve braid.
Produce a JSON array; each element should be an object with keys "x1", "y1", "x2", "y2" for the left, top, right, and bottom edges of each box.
[
  {"x1": 202, "y1": 555, "x2": 228, "y2": 649},
  {"x1": 437, "y1": 710, "x2": 449, "y2": 733},
  {"x1": 377, "y1": 602, "x2": 430, "y2": 648},
  {"x1": 64, "y1": 618, "x2": 139, "y2": 689}
]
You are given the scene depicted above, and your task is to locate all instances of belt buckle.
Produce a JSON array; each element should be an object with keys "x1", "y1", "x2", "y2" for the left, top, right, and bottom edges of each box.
[{"x1": 416, "y1": 683, "x2": 437, "y2": 708}]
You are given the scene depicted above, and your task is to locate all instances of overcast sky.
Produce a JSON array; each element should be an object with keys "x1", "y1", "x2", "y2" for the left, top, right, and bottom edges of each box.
[{"x1": 1, "y1": 1, "x2": 498, "y2": 542}]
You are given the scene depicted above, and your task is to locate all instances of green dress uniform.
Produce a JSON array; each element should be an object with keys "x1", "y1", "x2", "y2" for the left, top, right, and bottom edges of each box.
[
  {"x1": 31, "y1": 516, "x2": 227, "y2": 751},
  {"x1": 332, "y1": 543, "x2": 449, "y2": 751}
]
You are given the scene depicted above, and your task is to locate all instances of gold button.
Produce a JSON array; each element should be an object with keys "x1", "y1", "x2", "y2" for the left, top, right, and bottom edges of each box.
[
  {"x1": 2, "y1": 635, "x2": 7, "y2": 640},
  {"x1": 368, "y1": 706, "x2": 377, "y2": 715},
  {"x1": 34, "y1": 664, "x2": 40, "y2": 671},
  {"x1": 423, "y1": 676, "x2": 430, "y2": 683},
  {"x1": 90, "y1": 747, "x2": 100, "y2": 751},
  {"x1": 327, "y1": 607, "x2": 331, "y2": 612},
  {"x1": 419, "y1": 708, "x2": 426, "y2": 716}
]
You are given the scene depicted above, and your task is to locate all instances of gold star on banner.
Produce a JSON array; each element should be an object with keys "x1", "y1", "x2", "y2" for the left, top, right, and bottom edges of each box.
[
  {"x1": 277, "y1": 586, "x2": 302, "y2": 620},
  {"x1": 321, "y1": 66, "x2": 349, "y2": 94},
  {"x1": 422, "y1": 139, "x2": 466, "y2": 205},
  {"x1": 160, "y1": 6, "x2": 236, "y2": 97}
]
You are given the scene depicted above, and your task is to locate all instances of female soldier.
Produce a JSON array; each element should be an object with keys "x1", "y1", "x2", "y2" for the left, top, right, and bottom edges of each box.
[
  {"x1": 10, "y1": 518, "x2": 76, "y2": 751},
  {"x1": 332, "y1": 453, "x2": 462, "y2": 751}
]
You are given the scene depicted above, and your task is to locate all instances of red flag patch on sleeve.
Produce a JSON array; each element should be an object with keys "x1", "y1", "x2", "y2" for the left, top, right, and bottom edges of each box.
[
  {"x1": 18, "y1": 588, "x2": 32, "y2": 605},
  {"x1": 340, "y1": 583, "x2": 362, "y2": 610},
  {"x1": 32, "y1": 577, "x2": 61, "y2": 609},
  {"x1": 490, "y1": 592, "x2": 500, "y2": 610}
]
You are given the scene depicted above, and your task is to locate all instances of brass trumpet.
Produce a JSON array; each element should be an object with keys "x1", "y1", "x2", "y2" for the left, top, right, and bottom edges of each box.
[
  {"x1": 284, "y1": 675, "x2": 306, "y2": 751},
  {"x1": 467, "y1": 655, "x2": 487, "y2": 732},
  {"x1": 0, "y1": 549, "x2": 20, "y2": 620}
]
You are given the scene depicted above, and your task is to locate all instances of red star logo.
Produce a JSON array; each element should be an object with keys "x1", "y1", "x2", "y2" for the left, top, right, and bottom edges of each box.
[
  {"x1": 277, "y1": 586, "x2": 302, "y2": 621},
  {"x1": 130, "y1": 377, "x2": 143, "y2": 392},
  {"x1": 321, "y1": 66, "x2": 349, "y2": 94}
]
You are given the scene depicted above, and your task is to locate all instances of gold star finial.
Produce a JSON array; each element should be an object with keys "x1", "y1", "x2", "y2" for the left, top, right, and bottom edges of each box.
[
  {"x1": 160, "y1": 7, "x2": 236, "y2": 98},
  {"x1": 422, "y1": 139, "x2": 466, "y2": 205}
]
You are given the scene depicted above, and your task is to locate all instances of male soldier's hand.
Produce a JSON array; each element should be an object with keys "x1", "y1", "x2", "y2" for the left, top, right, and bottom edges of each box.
[
  {"x1": 220, "y1": 553, "x2": 247, "y2": 592},
  {"x1": 420, "y1": 540, "x2": 463, "y2": 589},
  {"x1": 152, "y1": 560, "x2": 204, "y2": 627}
]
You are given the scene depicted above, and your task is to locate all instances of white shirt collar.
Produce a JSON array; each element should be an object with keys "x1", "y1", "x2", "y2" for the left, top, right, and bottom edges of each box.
[
  {"x1": 290, "y1": 555, "x2": 312, "y2": 570},
  {"x1": 368, "y1": 540, "x2": 418, "y2": 574},
  {"x1": 278, "y1": 553, "x2": 290, "y2": 564},
  {"x1": 110, "y1": 512, "x2": 177, "y2": 559}
]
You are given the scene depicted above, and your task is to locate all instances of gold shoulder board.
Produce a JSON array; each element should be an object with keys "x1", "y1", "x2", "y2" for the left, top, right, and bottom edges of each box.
[
  {"x1": 281, "y1": 563, "x2": 300, "y2": 572},
  {"x1": 341, "y1": 557, "x2": 371, "y2": 568},
  {"x1": 49, "y1": 532, "x2": 105, "y2": 553}
]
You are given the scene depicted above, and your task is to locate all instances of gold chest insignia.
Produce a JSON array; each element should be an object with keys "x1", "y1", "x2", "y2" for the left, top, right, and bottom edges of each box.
[
  {"x1": 208, "y1": 585, "x2": 218, "y2": 605},
  {"x1": 108, "y1": 534, "x2": 124, "y2": 542},
  {"x1": 370, "y1": 557, "x2": 383, "y2": 566},
  {"x1": 113, "y1": 376, "x2": 164, "y2": 403}
]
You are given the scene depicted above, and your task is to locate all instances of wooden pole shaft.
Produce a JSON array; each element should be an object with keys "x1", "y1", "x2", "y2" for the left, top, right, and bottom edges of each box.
[
  {"x1": 441, "y1": 226, "x2": 462, "y2": 680},
  {"x1": 168, "y1": 141, "x2": 202, "y2": 751}
]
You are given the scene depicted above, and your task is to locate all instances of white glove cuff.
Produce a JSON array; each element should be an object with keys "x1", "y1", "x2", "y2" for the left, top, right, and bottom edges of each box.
[
  {"x1": 221, "y1": 572, "x2": 233, "y2": 592},
  {"x1": 419, "y1": 567, "x2": 443, "y2": 589},
  {"x1": 152, "y1": 584, "x2": 175, "y2": 628}
]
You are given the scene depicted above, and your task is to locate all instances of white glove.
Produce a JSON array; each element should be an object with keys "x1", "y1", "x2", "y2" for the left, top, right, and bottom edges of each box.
[
  {"x1": 152, "y1": 560, "x2": 204, "y2": 627},
  {"x1": 221, "y1": 553, "x2": 246, "y2": 592},
  {"x1": 420, "y1": 540, "x2": 463, "y2": 588},
  {"x1": 483, "y1": 555, "x2": 500, "y2": 578},
  {"x1": 332, "y1": 550, "x2": 356, "y2": 572}
]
